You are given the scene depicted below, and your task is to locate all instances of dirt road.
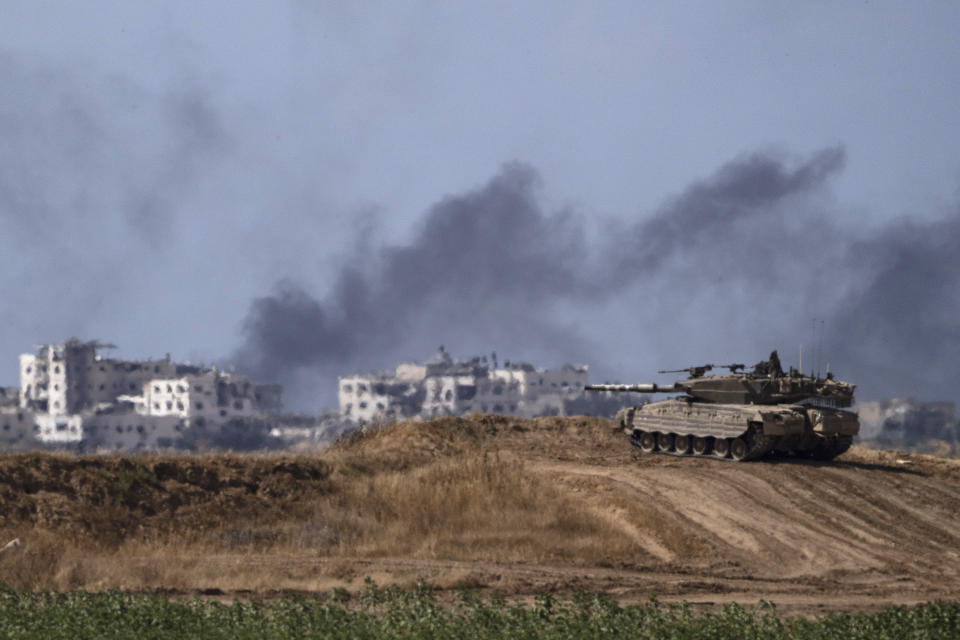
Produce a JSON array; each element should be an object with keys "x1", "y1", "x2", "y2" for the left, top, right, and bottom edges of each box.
[{"x1": 521, "y1": 448, "x2": 960, "y2": 613}]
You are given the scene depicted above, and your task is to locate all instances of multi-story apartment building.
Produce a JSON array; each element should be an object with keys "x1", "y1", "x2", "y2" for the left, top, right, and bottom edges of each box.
[
  {"x1": 13, "y1": 339, "x2": 282, "y2": 450},
  {"x1": 339, "y1": 346, "x2": 594, "y2": 424},
  {"x1": 19, "y1": 340, "x2": 176, "y2": 415}
]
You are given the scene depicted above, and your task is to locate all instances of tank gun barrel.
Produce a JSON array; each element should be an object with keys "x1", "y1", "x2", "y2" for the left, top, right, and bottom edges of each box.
[{"x1": 585, "y1": 382, "x2": 680, "y2": 393}]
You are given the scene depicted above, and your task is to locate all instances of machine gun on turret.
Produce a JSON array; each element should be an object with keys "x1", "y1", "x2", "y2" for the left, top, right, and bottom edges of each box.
[
  {"x1": 719, "y1": 363, "x2": 746, "y2": 373},
  {"x1": 658, "y1": 364, "x2": 714, "y2": 377},
  {"x1": 657, "y1": 363, "x2": 747, "y2": 378}
]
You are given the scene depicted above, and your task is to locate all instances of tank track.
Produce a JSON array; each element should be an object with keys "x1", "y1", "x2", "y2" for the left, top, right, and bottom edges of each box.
[
  {"x1": 628, "y1": 427, "x2": 852, "y2": 462},
  {"x1": 628, "y1": 423, "x2": 777, "y2": 462},
  {"x1": 804, "y1": 434, "x2": 854, "y2": 460}
]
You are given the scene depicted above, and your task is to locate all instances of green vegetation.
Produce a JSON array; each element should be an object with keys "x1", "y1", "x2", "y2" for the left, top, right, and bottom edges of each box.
[{"x1": 1, "y1": 581, "x2": 960, "y2": 639}]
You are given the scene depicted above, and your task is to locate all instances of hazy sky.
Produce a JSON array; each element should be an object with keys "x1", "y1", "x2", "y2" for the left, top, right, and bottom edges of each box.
[{"x1": 2, "y1": 3, "x2": 959, "y2": 408}]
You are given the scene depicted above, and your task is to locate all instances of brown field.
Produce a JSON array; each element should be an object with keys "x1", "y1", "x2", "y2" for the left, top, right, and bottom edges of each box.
[{"x1": 2, "y1": 414, "x2": 960, "y2": 615}]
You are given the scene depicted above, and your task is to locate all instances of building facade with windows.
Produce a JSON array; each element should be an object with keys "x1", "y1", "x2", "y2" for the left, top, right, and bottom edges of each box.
[
  {"x1": 339, "y1": 347, "x2": 595, "y2": 424},
  {"x1": 10, "y1": 339, "x2": 282, "y2": 451}
]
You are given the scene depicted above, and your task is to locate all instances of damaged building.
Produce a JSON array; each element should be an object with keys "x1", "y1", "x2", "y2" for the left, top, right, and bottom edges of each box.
[
  {"x1": 0, "y1": 387, "x2": 31, "y2": 450},
  {"x1": 338, "y1": 346, "x2": 629, "y2": 424},
  {"x1": 9, "y1": 339, "x2": 282, "y2": 451}
]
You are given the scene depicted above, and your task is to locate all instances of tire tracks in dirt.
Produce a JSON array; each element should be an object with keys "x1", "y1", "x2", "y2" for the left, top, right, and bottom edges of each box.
[{"x1": 527, "y1": 451, "x2": 960, "y2": 589}]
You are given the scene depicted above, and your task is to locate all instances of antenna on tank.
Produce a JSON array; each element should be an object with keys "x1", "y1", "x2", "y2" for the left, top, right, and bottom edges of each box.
[
  {"x1": 798, "y1": 344, "x2": 803, "y2": 374},
  {"x1": 811, "y1": 318, "x2": 815, "y2": 377},
  {"x1": 817, "y1": 319, "x2": 825, "y2": 378},
  {"x1": 810, "y1": 317, "x2": 816, "y2": 377}
]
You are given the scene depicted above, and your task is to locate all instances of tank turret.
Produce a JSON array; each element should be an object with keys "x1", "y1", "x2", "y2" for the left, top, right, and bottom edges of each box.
[
  {"x1": 588, "y1": 350, "x2": 859, "y2": 462},
  {"x1": 588, "y1": 351, "x2": 855, "y2": 407}
]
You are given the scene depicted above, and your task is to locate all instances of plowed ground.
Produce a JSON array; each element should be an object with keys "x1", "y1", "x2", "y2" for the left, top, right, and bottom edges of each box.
[{"x1": 2, "y1": 415, "x2": 960, "y2": 614}]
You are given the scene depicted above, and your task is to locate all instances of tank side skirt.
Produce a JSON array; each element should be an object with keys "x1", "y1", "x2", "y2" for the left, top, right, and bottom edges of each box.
[
  {"x1": 627, "y1": 402, "x2": 853, "y2": 438},
  {"x1": 628, "y1": 414, "x2": 746, "y2": 439},
  {"x1": 628, "y1": 403, "x2": 758, "y2": 439}
]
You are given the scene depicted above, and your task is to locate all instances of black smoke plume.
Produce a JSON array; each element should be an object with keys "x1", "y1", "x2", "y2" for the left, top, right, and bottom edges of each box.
[
  {"x1": 235, "y1": 164, "x2": 590, "y2": 389},
  {"x1": 827, "y1": 213, "x2": 960, "y2": 401},
  {"x1": 609, "y1": 146, "x2": 846, "y2": 276},
  {"x1": 236, "y1": 147, "x2": 897, "y2": 409}
]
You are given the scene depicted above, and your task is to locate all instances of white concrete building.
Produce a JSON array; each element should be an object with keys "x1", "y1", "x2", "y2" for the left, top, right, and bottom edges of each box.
[
  {"x1": 82, "y1": 411, "x2": 185, "y2": 451},
  {"x1": 20, "y1": 340, "x2": 177, "y2": 416},
  {"x1": 339, "y1": 347, "x2": 593, "y2": 424},
  {"x1": 338, "y1": 375, "x2": 422, "y2": 423},
  {"x1": 491, "y1": 362, "x2": 588, "y2": 417},
  {"x1": 33, "y1": 413, "x2": 85, "y2": 443},
  {"x1": 141, "y1": 369, "x2": 271, "y2": 427},
  {"x1": 421, "y1": 374, "x2": 523, "y2": 417},
  {"x1": 10, "y1": 339, "x2": 283, "y2": 451}
]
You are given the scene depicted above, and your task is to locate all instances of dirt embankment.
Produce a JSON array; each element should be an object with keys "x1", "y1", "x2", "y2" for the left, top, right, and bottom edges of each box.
[{"x1": 2, "y1": 414, "x2": 960, "y2": 614}]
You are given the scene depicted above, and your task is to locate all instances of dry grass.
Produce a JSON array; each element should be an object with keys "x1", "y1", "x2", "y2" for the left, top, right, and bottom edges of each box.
[
  {"x1": 0, "y1": 415, "x2": 643, "y2": 591},
  {"x1": 321, "y1": 451, "x2": 636, "y2": 562},
  {"x1": 4, "y1": 418, "x2": 960, "y2": 605}
]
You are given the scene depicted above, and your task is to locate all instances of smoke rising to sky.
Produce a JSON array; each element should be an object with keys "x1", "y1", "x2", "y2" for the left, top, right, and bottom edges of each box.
[
  {"x1": 828, "y1": 213, "x2": 960, "y2": 399},
  {"x1": 236, "y1": 146, "x2": 960, "y2": 408},
  {"x1": 234, "y1": 163, "x2": 592, "y2": 392},
  {"x1": 1, "y1": 4, "x2": 959, "y2": 410}
]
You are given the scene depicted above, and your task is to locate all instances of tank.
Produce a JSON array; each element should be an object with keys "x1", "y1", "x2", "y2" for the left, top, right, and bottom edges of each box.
[{"x1": 586, "y1": 351, "x2": 859, "y2": 461}]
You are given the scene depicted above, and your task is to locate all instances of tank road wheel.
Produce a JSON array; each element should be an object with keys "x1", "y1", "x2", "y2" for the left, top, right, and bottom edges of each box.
[
  {"x1": 638, "y1": 431, "x2": 657, "y2": 453},
  {"x1": 656, "y1": 432, "x2": 675, "y2": 452},
  {"x1": 674, "y1": 435, "x2": 691, "y2": 455},
  {"x1": 713, "y1": 438, "x2": 730, "y2": 458},
  {"x1": 729, "y1": 438, "x2": 748, "y2": 461},
  {"x1": 692, "y1": 437, "x2": 711, "y2": 456}
]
